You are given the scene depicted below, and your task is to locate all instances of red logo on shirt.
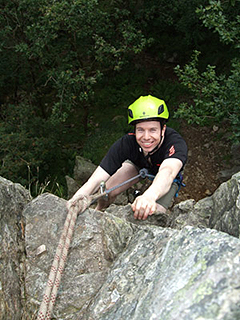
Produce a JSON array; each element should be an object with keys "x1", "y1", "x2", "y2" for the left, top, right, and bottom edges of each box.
[{"x1": 169, "y1": 145, "x2": 175, "y2": 157}]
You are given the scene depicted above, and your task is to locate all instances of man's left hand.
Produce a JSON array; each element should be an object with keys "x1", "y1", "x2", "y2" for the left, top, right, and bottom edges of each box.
[{"x1": 131, "y1": 195, "x2": 157, "y2": 220}]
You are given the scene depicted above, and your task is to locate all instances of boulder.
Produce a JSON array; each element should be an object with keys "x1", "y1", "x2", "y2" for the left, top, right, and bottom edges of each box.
[
  {"x1": 1, "y1": 172, "x2": 240, "y2": 319},
  {"x1": 65, "y1": 175, "x2": 80, "y2": 199},
  {"x1": 23, "y1": 194, "x2": 135, "y2": 319},
  {"x1": 65, "y1": 156, "x2": 97, "y2": 199},
  {"x1": 170, "y1": 172, "x2": 240, "y2": 237},
  {"x1": 0, "y1": 177, "x2": 32, "y2": 320},
  {"x1": 82, "y1": 226, "x2": 240, "y2": 320},
  {"x1": 217, "y1": 143, "x2": 240, "y2": 181}
]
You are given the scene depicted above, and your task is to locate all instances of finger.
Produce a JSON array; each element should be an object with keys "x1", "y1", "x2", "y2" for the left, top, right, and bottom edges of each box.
[
  {"x1": 133, "y1": 198, "x2": 145, "y2": 219},
  {"x1": 134, "y1": 207, "x2": 145, "y2": 220},
  {"x1": 142, "y1": 202, "x2": 157, "y2": 220},
  {"x1": 131, "y1": 200, "x2": 136, "y2": 212},
  {"x1": 136, "y1": 202, "x2": 149, "y2": 220},
  {"x1": 142, "y1": 208, "x2": 150, "y2": 220},
  {"x1": 133, "y1": 201, "x2": 144, "y2": 219},
  {"x1": 133, "y1": 205, "x2": 140, "y2": 219},
  {"x1": 148, "y1": 203, "x2": 157, "y2": 216},
  {"x1": 142, "y1": 205, "x2": 153, "y2": 220}
]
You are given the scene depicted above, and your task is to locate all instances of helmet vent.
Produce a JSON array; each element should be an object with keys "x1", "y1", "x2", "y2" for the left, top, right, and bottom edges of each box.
[
  {"x1": 128, "y1": 109, "x2": 133, "y2": 118},
  {"x1": 158, "y1": 104, "x2": 164, "y2": 114}
]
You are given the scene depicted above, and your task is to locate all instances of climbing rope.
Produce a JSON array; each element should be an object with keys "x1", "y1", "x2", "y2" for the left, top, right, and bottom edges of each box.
[{"x1": 37, "y1": 195, "x2": 91, "y2": 320}]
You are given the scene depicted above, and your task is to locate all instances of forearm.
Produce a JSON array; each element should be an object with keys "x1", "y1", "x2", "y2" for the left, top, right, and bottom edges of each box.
[
  {"x1": 143, "y1": 167, "x2": 175, "y2": 201},
  {"x1": 70, "y1": 166, "x2": 110, "y2": 201},
  {"x1": 71, "y1": 182, "x2": 97, "y2": 200}
]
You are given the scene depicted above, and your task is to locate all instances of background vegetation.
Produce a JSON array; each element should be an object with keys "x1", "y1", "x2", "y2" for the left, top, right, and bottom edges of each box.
[{"x1": 0, "y1": 0, "x2": 239, "y2": 197}]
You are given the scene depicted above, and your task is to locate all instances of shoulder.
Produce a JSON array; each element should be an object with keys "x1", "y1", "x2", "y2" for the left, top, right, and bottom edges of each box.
[
  {"x1": 161, "y1": 127, "x2": 188, "y2": 164},
  {"x1": 165, "y1": 127, "x2": 184, "y2": 138},
  {"x1": 113, "y1": 132, "x2": 137, "y2": 147},
  {"x1": 106, "y1": 132, "x2": 138, "y2": 156},
  {"x1": 165, "y1": 127, "x2": 187, "y2": 146}
]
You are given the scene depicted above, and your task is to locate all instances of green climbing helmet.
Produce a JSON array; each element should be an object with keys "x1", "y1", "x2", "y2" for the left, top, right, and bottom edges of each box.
[{"x1": 128, "y1": 95, "x2": 169, "y2": 125}]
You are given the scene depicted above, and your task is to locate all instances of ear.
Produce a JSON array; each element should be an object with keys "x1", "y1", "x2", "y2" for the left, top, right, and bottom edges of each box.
[{"x1": 162, "y1": 124, "x2": 166, "y2": 137}]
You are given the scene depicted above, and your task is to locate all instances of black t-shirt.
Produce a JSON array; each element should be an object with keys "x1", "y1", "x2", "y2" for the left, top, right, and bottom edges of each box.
[{"x1": 100, "y1": 127, "x2": 188, "y2": 176}]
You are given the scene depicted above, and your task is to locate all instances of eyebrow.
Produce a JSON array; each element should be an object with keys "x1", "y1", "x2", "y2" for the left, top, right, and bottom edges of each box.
[{"x1": 136, "y1": 126, "x2": 159, "y2": 130}]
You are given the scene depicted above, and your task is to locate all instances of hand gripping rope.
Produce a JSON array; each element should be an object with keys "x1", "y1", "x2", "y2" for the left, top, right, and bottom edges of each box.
[{"x1": 37, "y1": 168, "x2": 154, "y2": 319}]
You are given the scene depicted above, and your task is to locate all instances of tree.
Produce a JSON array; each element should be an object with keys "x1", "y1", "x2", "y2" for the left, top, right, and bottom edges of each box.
[
  {"x1": 0, "y1": 0, "x2": 150, "y2": 192},
  {"x1": 174, "y1": 0, "x2": 240, "y2": 142},
  {"x1": 1, "y1": 0, "x2": 150, "y2": 124}
]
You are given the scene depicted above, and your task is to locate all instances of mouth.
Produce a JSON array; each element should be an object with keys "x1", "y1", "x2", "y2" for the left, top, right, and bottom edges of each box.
[{"x1": 141, "y1": 141, "x2": 154, "y2": 149}]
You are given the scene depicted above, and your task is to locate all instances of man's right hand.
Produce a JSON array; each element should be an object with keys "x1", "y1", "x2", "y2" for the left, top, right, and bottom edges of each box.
[{"x1": 66, "y1": 194, "x2": 91, "y2": 214}]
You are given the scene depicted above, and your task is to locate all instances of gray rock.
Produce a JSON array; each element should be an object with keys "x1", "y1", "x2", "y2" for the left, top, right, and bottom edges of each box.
[
  {"x1": 106, "y1": 203, "x2": 171, "y2": 228},
  {"x1": 65, "y1": 156, "x2": 97, "y2": 199},
  {"x1": 217, "y1": 144, "x2": 240, "y2": 181},
  {"x1": 209, "y1": 171, "x2": 240, "y2": 237},
  {"x1": 170, "y1": 172, "x2": 240, "y2": 237},
  {"x1": 83, "y1": 226, "x2": 240, "y2": 320},
  {"x1": 1, "y1": 172, "x2": 240, "y2": 320},
  {"x1": 73, "y1": 155, "x2": 97, "y2": 184},
  {"x1": 170, "y1": 198, "x2": 212, "y2": 229},
  {"x1": 23, "y1": 194, "x2": 135, "y2": 319},
  {"x1": 65, "y1": 175, "x2": 80, "y2": 199},
  {"x1": 0, "y1": 177, "x2": 32, "y2": 320},
  {"x1": 66, "y1": 155, "x2": 132, "y2": 205}
]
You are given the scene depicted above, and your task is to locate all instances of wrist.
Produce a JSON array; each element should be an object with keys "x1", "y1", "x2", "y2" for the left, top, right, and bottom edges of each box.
[{"x1": 143, "y1": 189, "x2": 158, "y2": 202}]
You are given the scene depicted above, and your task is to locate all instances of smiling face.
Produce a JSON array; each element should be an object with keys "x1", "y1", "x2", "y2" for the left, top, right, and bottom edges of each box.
[{"x1": 135, "y1": 121, "x2": 166, "y2": 155}]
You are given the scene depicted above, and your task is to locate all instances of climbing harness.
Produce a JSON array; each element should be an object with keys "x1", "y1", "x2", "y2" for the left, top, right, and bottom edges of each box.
[
  {"x1": 173, "y1": 172, "x2": 185, "y2": 197},
  {"x1": 37, "y1": 168, "x2": 184, "y2": 319}
]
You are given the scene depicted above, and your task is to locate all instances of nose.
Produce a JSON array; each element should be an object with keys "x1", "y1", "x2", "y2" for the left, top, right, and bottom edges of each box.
[{"x1": 143, "y1": 130, "x2": 150, "y2": 140}]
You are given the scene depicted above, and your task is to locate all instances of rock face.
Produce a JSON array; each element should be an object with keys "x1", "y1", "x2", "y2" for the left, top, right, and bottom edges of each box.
[
  {"x1": 0, "y1": 172, "x2": 240, "y2": 319},
  {"x1": 170, "y1": 172, "x2": 240, "y2": 237},
  {"x1": 65, "y1": 156, "x2": 97, "y2": 199},
  {"x1": 0, "y1": 177, "x2": 32, "y2": 320},
  {"x1": 83, "y1": 227, "x2": 240, "y2": 320}
]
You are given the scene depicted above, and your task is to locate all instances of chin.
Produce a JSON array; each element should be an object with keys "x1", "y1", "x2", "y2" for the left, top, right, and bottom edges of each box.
[{"x1": 142, "y1": 147, "x2": 155, "y2": 153}]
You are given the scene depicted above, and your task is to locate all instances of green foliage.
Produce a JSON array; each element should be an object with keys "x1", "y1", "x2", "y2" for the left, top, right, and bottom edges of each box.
[
  {"x1": 0, "y1": 0, "x2": 150, "y2": 120},
  {"x1": 0, "y1": 100, "x2": 75, "y2": 197},
  {"x1": 197, "y1": 0, "x2": 240, "y2": 46},
  {"x1": 0, "y1": 0, "x2": 150, "y2": 195},
  {"x1": 150, "y1": 80, "x2": 189, "y2": 111},
  {"x1": 81, "y1": 70, "x2": 143, "y2": 164},
  {"x1": 130, "y1": 0, "x2": 218, "y2": 61},
  {"x1": 174, "y1": 1, "x2": 240, "y2": 143},
  {"x1": 82, "y1": 125, "x2": 125, "y2": 165}
]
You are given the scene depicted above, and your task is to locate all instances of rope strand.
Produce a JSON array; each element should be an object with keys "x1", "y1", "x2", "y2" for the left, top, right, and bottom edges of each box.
[{"x1": 37, "y1": 195, "x2": 91, "y2": 320}]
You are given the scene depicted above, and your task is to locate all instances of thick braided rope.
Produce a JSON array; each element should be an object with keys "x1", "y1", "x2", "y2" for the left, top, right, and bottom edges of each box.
[
  {"x1": 37, "y1": 208, "x2": 74, "y2": 320},
  {"x1": 37, "y1": 195, "x2": 91, "y2": 320}
]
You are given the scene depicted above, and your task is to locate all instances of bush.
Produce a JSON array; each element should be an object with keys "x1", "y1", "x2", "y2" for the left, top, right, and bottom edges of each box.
[
  {"x1": 174, "y1": 1, "x2": 240, "y2": 143},
  {"x1": 0, "y1": 101, "x2": 73, "y2": 197}
]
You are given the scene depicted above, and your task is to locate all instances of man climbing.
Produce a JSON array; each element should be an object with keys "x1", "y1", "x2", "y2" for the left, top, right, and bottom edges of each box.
[{"x1": 67, "y1": 95, "x2": 188, "y2": 220}]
